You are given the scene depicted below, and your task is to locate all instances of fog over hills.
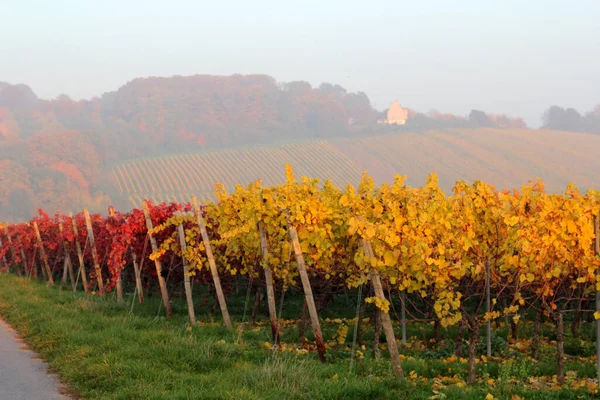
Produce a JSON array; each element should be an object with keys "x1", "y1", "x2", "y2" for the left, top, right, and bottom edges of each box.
[{"x1": 0, "y1": 75, "x2": 598, "y2": 222}]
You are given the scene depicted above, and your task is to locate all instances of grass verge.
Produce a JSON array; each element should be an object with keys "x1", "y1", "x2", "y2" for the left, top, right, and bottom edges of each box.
[{"x1": 0, "y1": 274, "x2": 595, "y2": 399}]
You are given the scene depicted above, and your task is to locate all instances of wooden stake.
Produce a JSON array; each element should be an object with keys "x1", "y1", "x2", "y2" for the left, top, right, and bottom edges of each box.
[
  {"x1": 400, "y1": 291, "x2": 407, "y2": 346},
  {"x1": 25, "y1": 234, "x2": 38, "y2": 279},
  {"x1": 594, "y1": 213, "x2": 600, "y2": 381},
  {"x1": 362, "y1": 239, "x2": 404, "y2": 380},
  {"x1": 141, "y1": 201, "x2": 172, "y2": 317},
  {"x1": 258, "y1": 221, "x2": 279, "y2": 343},
  {"x1": 33, "y1": 221, "x2": 54, "y2": 285},
  {"x1": 4, "y1": 226, "x2": 20, "y2": 275},
  {"x1": 556, "y1": 311, "x2": 565, "y2": 384},
  {"x1": 485, "y1": 260, "x2": 492, "y2": 358},
  {"x1": 40, "y1": 253, "x2": 47, "y2": 280},
  {"x1": 191, "y1": 197, "x2": 232, "y2": 329},
  {"x1": 284, "y1": 210, "x2": 327, "y2": 363},
  {"x1": 58, "y1": 222, "x2": 76, "y2": 292},
  {"x1": 0, "y1": 226, "x2": 7, "y2": 272},
  {"x1": 115, "y1": 268, "x2": 123, "y2": 302},
  {"x1": 71, "y1": 213, "x2": 89, "y2": 293},
  {"x1": 131, "y1": 252, "x2": 144, "y2": 304},
  {"x1": 83, "y1": 209, "x2": 104, "y2": 295},
  {"x1": 108, "y1": 207, "x2": 123, "y2": 303},
  {"x1": 0, "y1": 237, "x2": 7, "y2": 272},
  {"x1": 60, "y1": 258, "x2": 69, "y2": 288},
  {"x1": 177, "y1": 224, "x2": 196, "y2": 325},
  {"x1": 20, "y1": 249, "x2": 28, "y2": 278}
]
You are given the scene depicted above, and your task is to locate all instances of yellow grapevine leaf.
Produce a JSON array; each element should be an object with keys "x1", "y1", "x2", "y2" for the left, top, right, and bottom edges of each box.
[
  {"x1": 365, "y1": 226, "x2": 375, "y2": 239},
  {"x1": 437, "y1": 244, "x2": 446, "y2": 255},
  {"x1": 384, "y1": 251, "x2": 396, "y2": 267},
  {"x1": 506, "y1": 216, "x2": 519, "y2": 226}
]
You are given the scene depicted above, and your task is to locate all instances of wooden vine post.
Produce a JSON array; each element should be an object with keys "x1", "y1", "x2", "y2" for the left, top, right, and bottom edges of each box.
[
  {"x1": 40, "y1": 252, "x2": 47, "y2": 280},
  {"x1": 4, "y1": 225, "x2": 20, "y2": 275},
  {"x1": 486, "y1": 260, "x2": 492, "y2": 358},
  {"x1": 0, "y1": 225, "x2": 7, "y2": 272},
  {"x1": 400, "y1": 291, "x2": 407, "y2": 346},
  {"x1": 20, "y1": 249, "x2": 28, "y2": 278},
  {"x1": 71, "y1": 213, "x2": 89, "y2": 293},
  {"x1": 33, "y1": 221, "x2": 54, "y2": 285},
  {"x1": 108, "y1": 207, "x2": 124, "y2": 303},
  {"x1": 556, "y1": 311, "x2": 565, "y2": 384},
  {"x1": 141, "y1": 201, "x2": 172, "y2": 318},
  {"x1": 191, "y1": 197, "x2": 232, "y2": 329},
  {"x1": 177, "y1": 223, "x2": 196, "y2": 325},
  {"x1": 284, "y1": 210, "x2": 327, "y2": 363},
  {"x1": 0, "y1": 237, "x2": 6, "y2": 272},
  {"x1": 594, "y1": 213, "x2": 600, "y2": 381},
  {"x1": 23, "y1": 232, "x2": 37, "y2": 278},
  {"x1": 58, "y1": 222, "x2": 76, "y2": 292},
  {"x1": 83, "y1": 208, "x2": 104, "y2": 295},
  {"x1": 258, "y1": 221, "x2": 279, "y2": 343},
  {"x1": 131, "y1": 252, "x2": 144, "y2": 304},
  {"x1": 361, "y1": 239, "x2": 404, "y2": 380}
]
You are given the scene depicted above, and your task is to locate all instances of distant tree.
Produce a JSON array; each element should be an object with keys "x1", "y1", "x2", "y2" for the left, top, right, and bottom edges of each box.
[
  {"x1": 542, "y1": 106, "x2": 583, "y2": 131},
  {"x1": 283, "y1": 81, "x2": 313, "y2": 95},
  {"x1": 0, "y1": 84, "x2": 39, "y2": 111},
  {"x1": 317, "y1": 83, "x2": 347, "y2": 97},
  {"x1": 468, "y1": 110, "x2": 492, "y2": 127},
  {"x1": 304, "y1": 100, "x2": 347, "y2": 137},
  {"x1": 488, "y1": 114, "x2": 527, "y2": 129},
  {"x1": 583, "y1": 104, "x2": 600, "y2": 134},
  {"x1": 340, "y1": 92, "x2": 376, "y2": 124},
  {"x1": 0, "y1": 108, "x2": 21, "y2": 139}
]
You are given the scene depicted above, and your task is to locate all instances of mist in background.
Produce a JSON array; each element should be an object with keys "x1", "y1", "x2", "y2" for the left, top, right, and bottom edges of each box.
[{"x1": 2, "y1": 0, "x2": 599, "y2": 126}]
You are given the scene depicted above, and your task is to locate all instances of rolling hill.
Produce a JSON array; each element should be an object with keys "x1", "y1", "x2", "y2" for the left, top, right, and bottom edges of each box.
[{"x1": 111, "y1": 128, "x2": 600, "y2": 207}]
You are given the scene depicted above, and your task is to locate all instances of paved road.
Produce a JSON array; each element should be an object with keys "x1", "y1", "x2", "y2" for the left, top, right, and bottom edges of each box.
[{"x1": 0, "y1": 319, "x2": 69, "y2": 400}]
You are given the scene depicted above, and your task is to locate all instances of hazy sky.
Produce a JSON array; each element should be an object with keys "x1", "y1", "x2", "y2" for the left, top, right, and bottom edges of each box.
[{"x1": 2, "y1": 0, "x2": 599, "y2": 126}]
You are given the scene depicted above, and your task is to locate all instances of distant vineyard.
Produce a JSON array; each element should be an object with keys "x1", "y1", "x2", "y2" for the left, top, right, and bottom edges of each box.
[
  {"x1": 332, "y1": 128, "x2": 600, "y2": 193},
  {"x1": 112, "y1": 141, "x2": 364, "y2": 207},
  {"x1": 112, "y1": 129, "x2": 600, "y2": 208}
]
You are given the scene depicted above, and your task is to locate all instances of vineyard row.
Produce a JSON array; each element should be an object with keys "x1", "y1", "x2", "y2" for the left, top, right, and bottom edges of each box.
[{"x1": 1, "y1": 166, "x2": 600, "y2": 384}]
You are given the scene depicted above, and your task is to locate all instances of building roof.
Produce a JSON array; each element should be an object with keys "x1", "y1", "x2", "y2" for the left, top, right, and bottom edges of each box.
[{"x1": 387, "y1": 100, "x2": 408, "y2": 121}]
